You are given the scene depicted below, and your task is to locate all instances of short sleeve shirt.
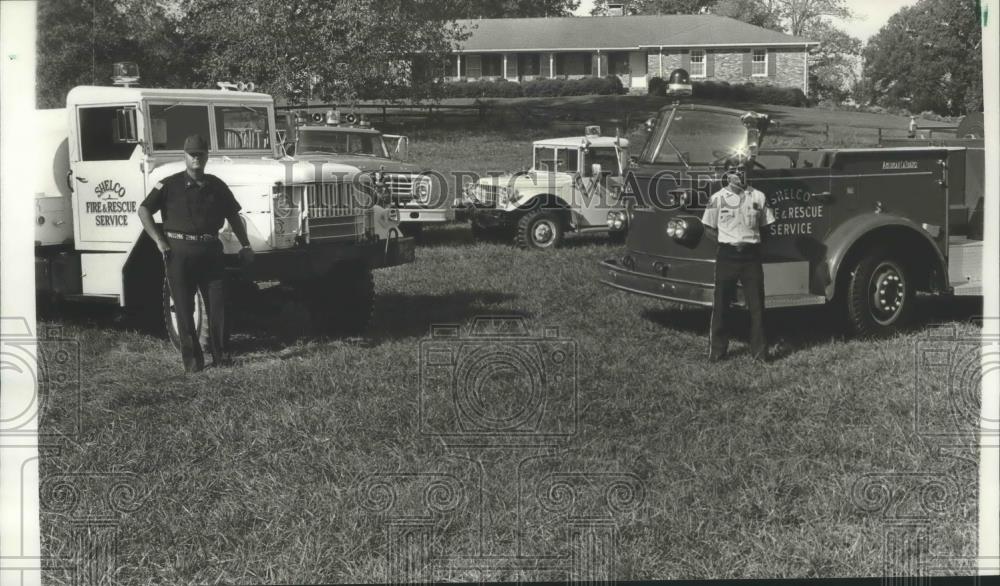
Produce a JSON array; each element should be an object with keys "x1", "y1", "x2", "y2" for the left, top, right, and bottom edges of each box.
[
  {"x1": 701, "y1": 186, "x2": 775, "y2": 245},
  {"x1": 140, "y1": 171, "x2": 240, "y2": 234}
]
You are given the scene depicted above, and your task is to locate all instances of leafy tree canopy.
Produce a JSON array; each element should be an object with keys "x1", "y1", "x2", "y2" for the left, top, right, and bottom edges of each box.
[
  {"x1": 860, "y1": 0, "x2": 982, "y2": 115},
  {"x1": 450, "y1": 0, "x2": 580, "y2": 18}
]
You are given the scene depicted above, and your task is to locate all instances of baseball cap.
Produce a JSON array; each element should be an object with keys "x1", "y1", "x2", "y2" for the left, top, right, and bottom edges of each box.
[{"x1": 183, "y1": 134, "x2": 209, "y2": 155}]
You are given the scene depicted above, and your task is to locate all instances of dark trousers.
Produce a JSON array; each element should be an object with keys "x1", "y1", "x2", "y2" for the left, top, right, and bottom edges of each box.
[
  {"x1": 165, "y1": 239, "x2": 227, "y2": 371},
  {"x1": 710, "y1": 244, "x2": 767, "y2": 359}
]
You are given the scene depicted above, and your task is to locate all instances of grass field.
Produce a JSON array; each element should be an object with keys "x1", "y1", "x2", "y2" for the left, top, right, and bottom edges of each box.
[{"x1": 37, "y1": 102, "x2": 980, "y2": 584}]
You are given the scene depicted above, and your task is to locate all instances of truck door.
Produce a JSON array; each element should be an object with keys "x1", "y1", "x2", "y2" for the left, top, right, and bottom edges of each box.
[
  {"x1": 750, "y1": 160, "x2": 834, "y2": 299},
  {"x1": 576, "y1": 146, "x2": 624, "y2": 227},
  {"x1": 69, "y1": 104, "x2": 147, "y2": 251}
]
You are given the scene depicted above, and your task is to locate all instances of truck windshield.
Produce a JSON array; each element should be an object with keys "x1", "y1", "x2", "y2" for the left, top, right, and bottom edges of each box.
[
  {"x1": 534, "y1": 147, "x2": 579, "y2": 173},
  {"x1": 215, "y1": 105, "x2": 271, "y2": 150},
  {"x1": 586, "y1": 147, "x2": 621, "y2": 176},
  {"x1": 641, "y1": 109, "x2": 748, "y2": 167},
  {"x1": 149, "y1": 104, "x2": 211, "y2": 151},
  {"x1": 297, "y1": 130, "x2": 388, "y2": 157}
]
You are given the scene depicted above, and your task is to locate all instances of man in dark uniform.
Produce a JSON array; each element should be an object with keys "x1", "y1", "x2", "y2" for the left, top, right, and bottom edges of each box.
[
  {"x1": 701, "y1": 167, "x2": 775, "y2": 362},
  {"x1": 137, "y1": 135, "x2": 253, "y2": 373}
]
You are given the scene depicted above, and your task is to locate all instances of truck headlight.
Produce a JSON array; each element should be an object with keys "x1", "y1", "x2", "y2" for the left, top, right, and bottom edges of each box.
[
  {"x1": 497, "y1": 186, "x2": 520, "y2": 206},
  {"x1": 412, "y1": 176, "x2": 433, "y2": 205},
  {"x1": 667, "y1": 217, "x2": 702, "y2": 241},
  {"x1": 607, "y1": 211, "x2": 626, "y2": 230}
]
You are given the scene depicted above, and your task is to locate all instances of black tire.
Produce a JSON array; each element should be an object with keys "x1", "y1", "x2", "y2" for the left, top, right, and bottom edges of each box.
[
  {"x1": 162, "y1": 277, "x2": 210, "y2": 352},
  {"x1": 305, "y1": 263, "x2": 376, "y2": 336},
  {"x1": 516, "y1": 209, "x2": 564, "y2": 250},
  {"x1": 844, "y1": 248, "x2": 914, "y2": 337}
]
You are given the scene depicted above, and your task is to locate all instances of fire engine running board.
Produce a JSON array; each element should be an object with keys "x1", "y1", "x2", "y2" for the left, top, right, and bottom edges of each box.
[{"x1": 758, "y1": 294, "x2": 828, "y2": 309}]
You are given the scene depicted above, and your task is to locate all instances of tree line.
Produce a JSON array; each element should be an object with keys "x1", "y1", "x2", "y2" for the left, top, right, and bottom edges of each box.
[{"x1": 37, "y1": 0, "x2": 981, "y2": 115}]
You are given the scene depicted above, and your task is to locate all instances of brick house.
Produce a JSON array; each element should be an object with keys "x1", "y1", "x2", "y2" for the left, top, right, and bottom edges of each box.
[{"x1": 444, "y1": 15, "x2": 818, "y2": 94}]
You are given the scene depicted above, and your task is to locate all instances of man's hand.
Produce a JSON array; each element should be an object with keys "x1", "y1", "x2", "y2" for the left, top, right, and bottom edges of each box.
[
  {"x1": 238, "y1": 246, "x2": 255, "y2": 267},
  {"x1": 156, "y1": 239, "x2": 172, "y2": 262}
]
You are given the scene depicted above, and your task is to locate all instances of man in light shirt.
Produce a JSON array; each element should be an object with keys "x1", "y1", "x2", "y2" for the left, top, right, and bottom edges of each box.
[{"x1": 701, "y1": 167, "x2": 776, "y2": 362}]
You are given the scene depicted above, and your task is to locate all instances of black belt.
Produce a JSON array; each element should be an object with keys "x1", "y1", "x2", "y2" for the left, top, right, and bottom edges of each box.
[
  {"x1": 719, "y1": 242, "x2": 759, "y2": 253},
  {"x1": 166, "y1": 231, "x2": 218, "y2": 242}
]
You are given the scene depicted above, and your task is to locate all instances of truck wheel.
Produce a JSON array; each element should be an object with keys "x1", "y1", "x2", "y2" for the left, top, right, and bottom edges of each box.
[
  {"x1": 308, "y1": 263, "x2": 376, "y2": 335},
  {"x1": 162, "y1": 278, "x2": 210, "y2": 352},
  {"x1": 844, "y1": 248, "x2": 914, "y2": 337},
  {"x1": 516, "y1": 209, "x2": 564, "y2": 250}
]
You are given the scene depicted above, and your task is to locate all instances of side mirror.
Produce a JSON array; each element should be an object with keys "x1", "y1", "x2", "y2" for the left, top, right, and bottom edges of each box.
[{"x1": 112, "y1": 107, "x2": 138, "y2": 143}]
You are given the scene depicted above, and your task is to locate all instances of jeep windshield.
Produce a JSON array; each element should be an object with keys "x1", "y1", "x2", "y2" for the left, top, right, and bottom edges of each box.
[
  {"x1": 297, "y1": 130, "x2": 388, "y2": 158},
  {"x1": 640, "y1": 108, "x2": 748, "y2": 167}
]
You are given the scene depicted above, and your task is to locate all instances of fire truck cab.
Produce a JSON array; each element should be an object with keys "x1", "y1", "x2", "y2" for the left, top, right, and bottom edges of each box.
[
  {"x1": 600, "y1": 81, "x2": 983, "y2": 337},
  {"x1": 34, "y1": 76, "x2": 415, "y2": 341},
  {"x1": 278, "y1": 110, "x2": 452, "y2": 238}
]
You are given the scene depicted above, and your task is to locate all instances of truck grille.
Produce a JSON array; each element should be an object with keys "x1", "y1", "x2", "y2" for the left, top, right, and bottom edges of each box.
[
  {"x1": 305, "y1": 181, "x2": 370, "y2": 243},
  {"x1": 383, "y1": 173, "x2": 416, "y2": 203},
  {"x1": 475, "y1": 185, "x2": 500, "y2": 207}
]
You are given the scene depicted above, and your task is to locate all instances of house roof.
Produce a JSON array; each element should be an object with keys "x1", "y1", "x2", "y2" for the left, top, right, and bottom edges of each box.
[{"x1": 452, "y1": 15, "x2": 817, "y2": 52}]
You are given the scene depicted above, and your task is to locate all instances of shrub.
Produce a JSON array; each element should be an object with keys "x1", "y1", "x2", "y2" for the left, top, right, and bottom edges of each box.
[
  {"x1": 647, "y1": 76, "x2": 665, "y2": 96},
  {"x1": 690, "y1": 80, "x2": 808, "y2": 107}
]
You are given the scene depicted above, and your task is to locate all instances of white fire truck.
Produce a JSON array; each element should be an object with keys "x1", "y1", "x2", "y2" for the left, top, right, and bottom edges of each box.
[{"x1": 34, "y1": 70, "x2": 414, "y2": 343}]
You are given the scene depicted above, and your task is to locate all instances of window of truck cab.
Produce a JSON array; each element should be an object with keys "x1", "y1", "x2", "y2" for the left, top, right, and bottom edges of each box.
[
  {"x1": 533, "y1": 146, "x2": 579, "y2": 173},
  {"x1": 146, "y1": 101, "x2": 273, "y2": 154},
  {"x1": 147, "y1": 103, "x2": 211, "y2": 152},
  {"x1": 214, "y1": 104, "x2": 272, "y2": 152},
  {"x1": 640, "y1": 108, "x2": 747, "y2": 166}
]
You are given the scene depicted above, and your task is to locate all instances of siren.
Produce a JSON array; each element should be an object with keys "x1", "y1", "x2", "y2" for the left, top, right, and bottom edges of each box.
[
  {"x1": 585, "y1": 125, "x2": 601, "y2": 137},
  {"x1": 666, "y1": 68, "x2": 692, "y2": 98},
  {"x1": 326, "y1": 109, "x2": 341, "y2": 125},
  {"x1": 217, "y1": 80, "x2": 256, "y2": 92},
  {"x1": 311, "y1": 112, "x2": 325, "y2": 123},
  {"x1": 344, "y1": 112, "x2": 359, "y2": 125}
]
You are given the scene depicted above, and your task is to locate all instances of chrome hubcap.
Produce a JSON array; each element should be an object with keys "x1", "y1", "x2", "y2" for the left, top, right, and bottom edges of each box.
[
  {"x1": 870, "y1": 262, "x2": 905, "y2": 325},
  {"x1": 532, "y1": 220, "x2": 555, "y2": 246}
]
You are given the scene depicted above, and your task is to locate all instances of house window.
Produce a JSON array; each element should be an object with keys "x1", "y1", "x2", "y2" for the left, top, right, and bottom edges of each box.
[
  {"x1": 752, "y1": 49, "x2": 767, "y2": 76},
  {"x1": 481, "y1": 54, "x2": 503, "y2": 77},
  {"x1": 608, "y1": 52, "x2": 630, "y2": 75},
  {"x1": 519, "y1": 54, "x2": 540, "y2": 76},
  {"x1": 555, "y1": 53, "x2": 592, "y2": 76},
  {"x1": 444, "y1": 55, "x2": 458, "y2": 78},
  {"x1": 466, "y1": 55, "x2": 482, "y2": 78},
  {"x1": 689, "y1": 49, "x2": 705, "y2": 77}
]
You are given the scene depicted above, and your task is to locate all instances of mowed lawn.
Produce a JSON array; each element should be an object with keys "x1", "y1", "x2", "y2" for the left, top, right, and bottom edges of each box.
[{"x1": 38, "y1": 110, "x2": 980, "y2": 584}]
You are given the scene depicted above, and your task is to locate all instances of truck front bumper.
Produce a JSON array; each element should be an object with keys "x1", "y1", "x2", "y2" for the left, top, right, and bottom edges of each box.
[
  {"x1": 236, "y1": 237, "x2": 416, "y2": 281},
  {"x1": 398, "y1": 207, "x2": 454, "y2": 223},
  {"x1": 599, "y1": 258, "x2": 714, "y2": 307}
]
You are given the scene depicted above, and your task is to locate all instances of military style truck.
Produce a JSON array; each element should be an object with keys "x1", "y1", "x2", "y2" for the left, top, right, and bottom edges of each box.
[
  {"x1": 34, "y1": 67, "x2": 415, "y2": 344},
  {"x1": 457, "y1": 127, "x2": 630, "y2": 249},
  {"x1": 278, "y1": 111, "x2": 451, "y2": 238},
  {"x1": 600, "y1": 73, "x2": 983, "y2": 337}
]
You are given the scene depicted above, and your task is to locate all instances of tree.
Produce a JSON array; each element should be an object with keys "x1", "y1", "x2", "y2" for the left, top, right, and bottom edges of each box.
[
  {"x1": 860, "y1": 0, "x2": 982, "y2": 115},
  {"x1": 782, "y1": 0, "x2": 851, "y2": 37},
  {"x1": 805, "y1": 20, "x2": 861, "y2": 102},
  {"x1": 181, "y1": 0, "x2": 470, "y2": 102},
  {"x1": 36, "y1": 0, "x2": 188, "y2": 108},
  {"x1": 710, "y1": 0, "x2": 783, "y2": 30},
  {"x1": 450, "y1": 0, "x2": 580, "y2": 18},
  {"x1": 590, "y1": 0, "x2": 715, "y2": 16}
]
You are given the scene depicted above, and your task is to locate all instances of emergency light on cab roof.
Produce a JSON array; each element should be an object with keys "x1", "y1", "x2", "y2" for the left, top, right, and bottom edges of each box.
[
  {"x1": 111, "y1": 62, "x2": 140, "y2": 87},
  {"x1": 216, "y1": 81, "x2": 257, "y2": 92},
  {"x1": 666, "y1": 68, "x2": 692, "y2": 98}
]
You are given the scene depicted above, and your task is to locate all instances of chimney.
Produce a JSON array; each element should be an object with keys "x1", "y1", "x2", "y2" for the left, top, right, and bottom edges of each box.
[{"x1": 607, "y1": 3, "x2": 625, "y2": 16}]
